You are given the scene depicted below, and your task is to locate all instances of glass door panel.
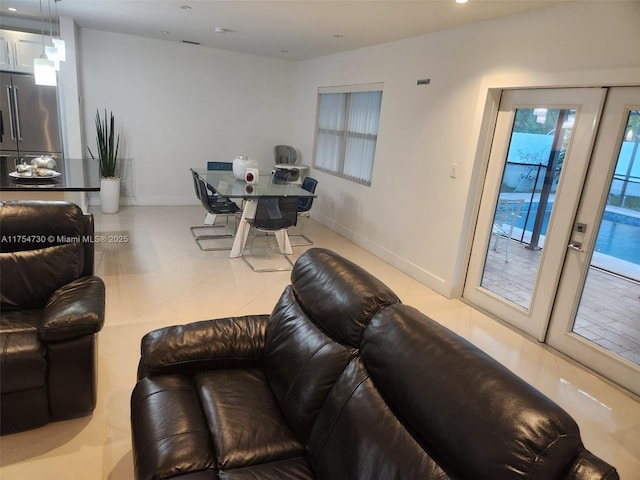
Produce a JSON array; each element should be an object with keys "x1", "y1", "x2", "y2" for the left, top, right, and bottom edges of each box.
[
  {"x1": 481, "y1": 107, "x2": 576, "y2": 309},
  {"x1": 548, "y1": 88, "x2": 640, "y2": 395}
]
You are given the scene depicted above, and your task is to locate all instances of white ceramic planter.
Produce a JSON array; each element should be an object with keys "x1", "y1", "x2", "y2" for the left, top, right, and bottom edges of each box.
[{"x1": 100, "y1": 177, "x2": 121, "y2": 214}]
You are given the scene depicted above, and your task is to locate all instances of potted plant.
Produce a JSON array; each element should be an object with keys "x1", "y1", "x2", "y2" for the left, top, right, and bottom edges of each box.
[{"x1": 88, "y1": 109, "x2": 121, "y2": 213}]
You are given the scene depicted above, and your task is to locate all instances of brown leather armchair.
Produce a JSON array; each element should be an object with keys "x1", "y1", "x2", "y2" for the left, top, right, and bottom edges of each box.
[{"x1": 0, "y1": 201, "x2": 105, "y2": 435}]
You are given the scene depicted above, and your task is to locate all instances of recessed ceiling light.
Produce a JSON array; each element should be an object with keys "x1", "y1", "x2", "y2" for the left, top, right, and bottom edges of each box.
[
  {"x1": 214, "y1": 27, "x2": 234, "y2": 34},
  {"x1": 456, "y1": 0, "x2": 468, "y2": 4},
  {"x1": 8, "y1": 7, "x2": 17, "y2": 12}
]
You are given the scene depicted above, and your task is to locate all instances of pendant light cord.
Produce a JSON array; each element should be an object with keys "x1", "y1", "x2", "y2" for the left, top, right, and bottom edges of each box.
[
  {"x1": 48, "y1": 0, "x2": 54, "y2": 40},
  {"x1": 55, "y1": 0, "x2": 60, "y2": 38},
  {"x1": 39, "y1": 0, "x2": 45, "y2": 52}
]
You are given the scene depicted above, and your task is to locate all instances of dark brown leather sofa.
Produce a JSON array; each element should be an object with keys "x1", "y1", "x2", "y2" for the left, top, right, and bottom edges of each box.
[
  {"x1": 130, "y1": 248, "x2": 618, "y2": 480},
  {"x1": 0, "y1": 200, "x2": 105, "y2": 435}
]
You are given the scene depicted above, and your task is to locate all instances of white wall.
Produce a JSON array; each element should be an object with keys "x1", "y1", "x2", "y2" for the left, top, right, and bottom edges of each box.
[
  {"x1": 57, "y1": 17, "x2": 90, "y2": 210},
  {"x1": 293, "y1": 1, "x2": 640, "y2": 297},
  {"x1": 78, "y1": 29, "x2": 297, "y2": 205}
]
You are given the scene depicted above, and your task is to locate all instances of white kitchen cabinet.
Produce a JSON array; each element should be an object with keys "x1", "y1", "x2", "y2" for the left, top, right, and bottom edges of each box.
[{"x1": 0, "y1": 30, "x2": 45, "y2": 74}]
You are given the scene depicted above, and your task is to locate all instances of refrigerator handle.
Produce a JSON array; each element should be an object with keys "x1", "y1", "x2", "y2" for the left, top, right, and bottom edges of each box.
[
  {"x1": 6, "y1": 85, "x2": 17, "y2": 140},
  {"x1": 12, "y1": 86, "x2": 22, "y2": 140}
]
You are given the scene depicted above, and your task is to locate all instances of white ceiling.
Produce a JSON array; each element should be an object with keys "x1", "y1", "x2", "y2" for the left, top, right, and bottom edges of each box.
[{"x1": 1, "y1": 0, "x2": 563, "y2": 61}]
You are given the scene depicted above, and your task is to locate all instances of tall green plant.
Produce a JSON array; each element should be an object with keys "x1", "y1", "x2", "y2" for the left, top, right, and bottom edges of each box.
[{"x1": 88, "y1": 109, "x2": 120, "y2": 178}]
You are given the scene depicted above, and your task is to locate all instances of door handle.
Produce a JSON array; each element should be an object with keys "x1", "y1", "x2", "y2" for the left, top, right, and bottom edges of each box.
[
  {"x1": 12, "y1": 86, "x2": 21, "y2": 140},
  {"x1": 567, "y1": 242, "x2": 585, "y2": 252},
  {"x1": 6, "y1": 86, "x2": 16, "y2": 140}
]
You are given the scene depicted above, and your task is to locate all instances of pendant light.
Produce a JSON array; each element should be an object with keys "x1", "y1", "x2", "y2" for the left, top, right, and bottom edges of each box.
[{"x1": 33, "y1": 0, "x2": 57, "y2": 86}]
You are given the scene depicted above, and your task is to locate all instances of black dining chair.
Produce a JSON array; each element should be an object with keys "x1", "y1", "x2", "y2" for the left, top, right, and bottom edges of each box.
[
  {"x1": 191, "y1": 171, "x2": 241, "y2": 250},
  {"x1": 207, "y1": 161, "x2": 233, "y2": 171},
  {"x1": 288, "y1": 176, "x2": 318, "y2": 246},
  {"x1": 242, "y1": 196, "x2": 299, "y2": 272}
]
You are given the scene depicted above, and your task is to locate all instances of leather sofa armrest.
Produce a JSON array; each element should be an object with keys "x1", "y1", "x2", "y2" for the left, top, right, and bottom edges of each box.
[
  {"x1": 567, "y1": 450, "x2": 619, "y2": 480},
  {"x1": 139, "y1": 315, "x2": 270, "y2": 376},
  {"x1": 39, "y1": 276, "x2": 106, "y2": 342}
]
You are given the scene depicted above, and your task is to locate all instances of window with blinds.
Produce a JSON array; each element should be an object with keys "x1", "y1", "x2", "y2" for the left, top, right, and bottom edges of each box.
[{"x1": 313, "y1": 84, "x2": 383, "y2": 186}]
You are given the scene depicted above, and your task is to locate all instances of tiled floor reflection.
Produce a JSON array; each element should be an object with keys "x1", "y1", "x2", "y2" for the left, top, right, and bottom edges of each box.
[{"x1": 1, "y1": 206, "x2": 639, "y2": 479}]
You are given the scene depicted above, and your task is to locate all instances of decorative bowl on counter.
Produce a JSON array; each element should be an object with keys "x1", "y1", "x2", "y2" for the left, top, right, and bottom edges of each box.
[
  {"x1": 11, "y1": 159, "x2": 60, "y2": 180},
  {"x1": 30, "y1": 155, "x2": 57, "y2": 170},
  {"x1": 10, "y1": 168, "x2": 60, "y2": 179}
]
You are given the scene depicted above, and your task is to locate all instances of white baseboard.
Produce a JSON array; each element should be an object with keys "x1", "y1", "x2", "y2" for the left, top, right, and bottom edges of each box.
[{"x1": 315, "y1": 212, "x2": 451, "y2": 298}]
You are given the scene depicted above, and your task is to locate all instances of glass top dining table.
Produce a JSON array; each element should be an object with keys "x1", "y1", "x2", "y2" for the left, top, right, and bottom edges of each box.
[
  {"x1": 193, "y1": 168, "x2": 316, "y2": 259},
  {"x1": 194, "y1": 168, "x2": 316, "y2": 199}
]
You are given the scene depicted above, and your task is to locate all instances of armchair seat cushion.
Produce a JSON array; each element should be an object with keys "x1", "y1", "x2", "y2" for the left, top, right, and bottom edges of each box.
[
  {"x1": 196, "y1": 369, "x2": 304, "y2": 469},
  {"x1": 131, "y1": 369, "x2": 305, "y2": 479},
  {"x1": 218, "y1": 457, "x2": 314, "y2": 480},
  {"x1": 131, "y1": 375, "x2": 215, "y2": 480}
]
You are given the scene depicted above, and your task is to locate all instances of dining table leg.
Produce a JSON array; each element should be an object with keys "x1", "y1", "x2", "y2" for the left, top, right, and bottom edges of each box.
[
  {"x1": 274, "y1": 230, "x2": 293, "y2": 255},
  {"x1": 230, "y1": 200, "x2": 256, "y2": 258}
]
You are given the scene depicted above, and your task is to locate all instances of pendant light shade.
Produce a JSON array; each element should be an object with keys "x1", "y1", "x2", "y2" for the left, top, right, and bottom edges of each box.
[
  {"x1": 52, "y1": 37, "x2": 66, "y2": 61},
  {"x1": 45, "y1": 44, "x2": 60, "y2": 70},
  {"x1": 34, "y1": 56, "x2": 57, "y2": 86}
]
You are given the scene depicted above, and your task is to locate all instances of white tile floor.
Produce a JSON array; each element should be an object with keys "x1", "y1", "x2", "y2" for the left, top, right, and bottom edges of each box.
[{"x1": 1, "y1": 205, "x2": 639, "y2": 480}]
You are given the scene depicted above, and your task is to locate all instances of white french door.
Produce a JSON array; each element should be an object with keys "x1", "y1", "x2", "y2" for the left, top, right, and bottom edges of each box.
[
  {"x1": 547, "y1": 87, "x2": 640, "y2": 394},
  {"x1": 465, "y1": 88, "x2": 607, "y2": 339},
  {"x1": 464, "y1": 86, "x2": 640, "y2": 395}
]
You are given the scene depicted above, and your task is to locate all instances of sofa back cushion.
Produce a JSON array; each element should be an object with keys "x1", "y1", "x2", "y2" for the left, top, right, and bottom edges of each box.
[
  {"x1": 1, "y1": 243, "x2": 83, "y2": 309},
  {"x1": 360, "y1": 303, "x2": 584, "y2": 480},
  {"x1": 0, "y1": 200, "x2": 94, "y2": 276},
  {"x1": 264, "y1": 249, "x2": 401, "y2": 443},
  {"x1": 265, "y1": 285, "x2": 355, "y2": 443},
  {"x1": 289, "y1": 248, "x2": 400, "y2": 347},
  {"x1": 306, "y1": 358, "x2": 450, "y2": 480}
]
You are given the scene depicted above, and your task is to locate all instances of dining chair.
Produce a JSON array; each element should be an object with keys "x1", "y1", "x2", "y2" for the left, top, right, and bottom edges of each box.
[
  {"x1": 207, "y1": 161, "x2": 233, "y2": 171},
  {"x1": 190, "y1": 168, "x2": 228, "y2": 234},
  {"x1": 288, "y1": 176, "x2": 318, "y2": 246},
  {"x1": 191, "y1": 171, "x2": 241, "y2": 251},
  {"x1": 242, "y1": 196, "x2": 299, "y2": 272}
]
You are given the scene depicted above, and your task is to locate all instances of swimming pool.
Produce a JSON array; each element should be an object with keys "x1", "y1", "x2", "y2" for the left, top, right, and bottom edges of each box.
[
  {"x1": 511, "y1": 203, "x2": 640, "y2": 265},
  {"x1": 594, "y1": 216, "x2": 640, "y2": 264}
]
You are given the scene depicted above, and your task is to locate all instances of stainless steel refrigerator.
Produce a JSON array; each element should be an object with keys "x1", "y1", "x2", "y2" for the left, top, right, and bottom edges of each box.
[{"x1": 0, "y1": 72, "x2": 62, "y2": 175}]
